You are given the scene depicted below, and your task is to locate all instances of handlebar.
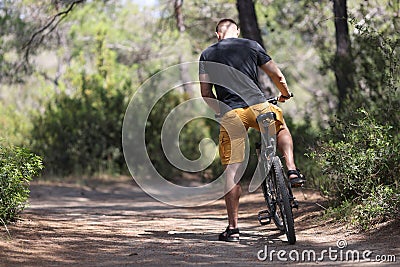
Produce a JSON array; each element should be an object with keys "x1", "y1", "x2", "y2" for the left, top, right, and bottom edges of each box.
[
  {"x1": 266, "y1": 97, "x2": 279, "y2": 105},
  {"x1": 266, "y1": 92, "x2": 294, "y2": 105}
]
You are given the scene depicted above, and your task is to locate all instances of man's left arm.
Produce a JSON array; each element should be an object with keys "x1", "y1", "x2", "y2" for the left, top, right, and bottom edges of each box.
[{"x1": 199, "y1": 73, "x2": 220, "y2": 115}]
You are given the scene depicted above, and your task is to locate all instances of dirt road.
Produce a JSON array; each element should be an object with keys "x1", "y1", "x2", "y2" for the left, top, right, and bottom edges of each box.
[{"x1": 1, "y1": 177, "x2": 399, "y2": 266}]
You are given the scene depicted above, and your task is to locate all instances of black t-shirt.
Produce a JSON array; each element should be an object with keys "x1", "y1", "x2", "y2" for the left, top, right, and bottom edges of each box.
[{"x1": 199, "y1": 38, "x2": 272, "y2": 111}]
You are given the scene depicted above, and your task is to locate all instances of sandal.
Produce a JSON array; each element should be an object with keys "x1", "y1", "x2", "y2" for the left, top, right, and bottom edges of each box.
[
  {"x1": 218, "y1": 226, "x2": 240, "y2": 242},
  {"x1": 288, "y1": 169, "x2": 306, "y2": 188}
]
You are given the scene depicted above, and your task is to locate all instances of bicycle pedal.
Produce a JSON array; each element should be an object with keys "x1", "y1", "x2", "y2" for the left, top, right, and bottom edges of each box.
[
  {"x1": 291, "y1": 200, "x2": 299, "y2": 209},
  {"x1": 288, "y1": 195, "x2": 299, "y2": 210},
  {"x1": 258, "y1": 210, "x2": 272, "y2": 225}
]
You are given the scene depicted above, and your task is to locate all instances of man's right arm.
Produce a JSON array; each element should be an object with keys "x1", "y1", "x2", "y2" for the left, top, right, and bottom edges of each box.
[
  {"x1": 260, "y1": 60, "x2": 292, "y2": 102},
  {"x1": 199, "y1": 73, "x2": 220, "y2": 115}
]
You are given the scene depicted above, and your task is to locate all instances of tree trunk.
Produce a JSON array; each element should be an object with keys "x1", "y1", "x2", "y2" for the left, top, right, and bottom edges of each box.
[
  {"x1": 174, "y1": 0, "x2": 185, "y2": 32},
  {"x1": 174, "y1": 0, "x2": 193, "y2": 96},
  {"x1": 236, "y1": 0, "x2": 264, "y2": 48},
  {"x1": 236, "y1": 0, "x2": 273, "y2": 96},
  {"x1": 333, "y1": 0, "x2": 355, "y2": 111}
]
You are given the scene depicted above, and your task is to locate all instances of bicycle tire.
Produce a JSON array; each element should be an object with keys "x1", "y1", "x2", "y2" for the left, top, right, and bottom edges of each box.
[
  {"x1": 261, "y1": 172, "x2": 285, "y2": 231},
  {"x1": 272, "y1": 156, "x2": 296, "y2": 244}
]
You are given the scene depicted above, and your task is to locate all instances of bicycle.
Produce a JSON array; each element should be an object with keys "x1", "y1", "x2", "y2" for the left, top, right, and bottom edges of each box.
[{"x1": 255, "y1": 96, "x2": 299, "y2": 245}]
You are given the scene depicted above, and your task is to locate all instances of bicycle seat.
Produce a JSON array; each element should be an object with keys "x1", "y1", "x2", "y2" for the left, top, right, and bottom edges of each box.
[{"x1": 256, "y1": 112, "x2": 276, "y2": 124}]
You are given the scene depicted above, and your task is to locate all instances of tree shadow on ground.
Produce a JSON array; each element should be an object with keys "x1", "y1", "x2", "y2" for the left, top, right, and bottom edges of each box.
[{"x1": 0, "y1": 181, "x2": 398, "y2": 266}]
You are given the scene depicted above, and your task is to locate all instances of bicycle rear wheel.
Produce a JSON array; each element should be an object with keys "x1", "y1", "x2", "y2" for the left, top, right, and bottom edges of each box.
[
  {"x1": 270, "y1": 156, "x2": 296, "y2": 244},
  {"x1": 261, "y1": 172, "x2": 285, "y2": 231}
]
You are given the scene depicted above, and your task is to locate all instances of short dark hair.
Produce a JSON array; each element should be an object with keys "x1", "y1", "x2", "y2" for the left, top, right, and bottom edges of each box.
[{"x1": 215, "y1": 18, "x2": 238, "y2": 32}]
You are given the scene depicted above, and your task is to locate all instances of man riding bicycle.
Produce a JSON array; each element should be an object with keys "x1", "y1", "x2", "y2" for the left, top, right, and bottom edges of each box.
[{"x1": 199, "y1": 18, "x2": 305, "y2": 242}]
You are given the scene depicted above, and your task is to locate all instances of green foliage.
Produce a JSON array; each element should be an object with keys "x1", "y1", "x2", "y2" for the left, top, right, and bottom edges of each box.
[
  {"x1": 284, "y1": 115, "x2": 321, "y2": 186},
  {"x1": 145, "y1": 91, "x2": 220, "y2": 181},
  {"x1": 0, "y1": 144, "x2": 43, "y2": 224},
  {"x1": 304, "y1": 1, "x2": 400, "y2": 227},
  {"x1": 28, "y1": 0, "x2": 231, "y2": 177},
  {"x1": 324, "y1": 185, "x2": 400, "y2": 230},
  {"x1": 323, "y1": 199, "x2": 355, "y2": 223},
  {"x1": 0, "y1": 0, "x2": 32, "y2": 82},
  {"x1": 0, "y1": 103, "x2": 31, "y2": 146},
  {"x1": 2, "y1": 0, "x2": 397, "y2": 200},
  {"x1": 312, "y1": 109, "x2": 399, "y2": 203},
  {"x1": 320, "y1": 12, "x2": 400, "y2": 202},
  {"x1": 316, "y1": 107, "x2": 400, "y2": 229},
  {"x1": 31, "y1": 79, "x2": 129, "y2": 175},
  {"x1": 145, "y1": 91, "x2": 183, "y2": 179},
  {"x1": 352, "y1": 185, "x2": 400, "y2": 230},
  {"x1": 31, "y1": 34, "x2": 131, "y2": 176},
  {"x1": 349, "y1": 13, "x2": 399, "y2": 110}
]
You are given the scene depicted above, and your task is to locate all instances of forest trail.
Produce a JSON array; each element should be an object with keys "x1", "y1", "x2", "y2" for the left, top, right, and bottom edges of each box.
[{"x1": 1, "y1": 177, "x2": 399, "y2": 266}]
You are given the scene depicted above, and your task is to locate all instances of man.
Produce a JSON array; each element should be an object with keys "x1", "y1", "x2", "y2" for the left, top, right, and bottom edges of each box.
[{"x1": 199, "y1": 18, "x2": 305, "y2": 242}]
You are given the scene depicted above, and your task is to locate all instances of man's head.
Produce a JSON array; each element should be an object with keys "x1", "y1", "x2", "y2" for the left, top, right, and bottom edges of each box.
[{"x1": 215, "y1": 18, "x2": 240, "y2": 41}]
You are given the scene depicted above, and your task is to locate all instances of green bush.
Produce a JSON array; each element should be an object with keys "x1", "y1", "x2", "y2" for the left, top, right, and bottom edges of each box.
[
  {"x1": 285, "y1": 114, "x2": 321, "y2": 187},
  {"x1": 352, "y1": 185, "x2": 400, "y2": 230},
  {"x1": 313, "y1": 107, "x2": 399, "y2": 229},
  {"x1": 31, "y1": 72, "x2": 130, "y2": 176},
  {"x1": 145, "y1": 91, "x2": 183, "y2": 180},
  {"x1": 31, "y1": 35, "x2": 132, "y2": 176},
  {"x1": 145, "y1": 91, "x2": 220, "y2": 182},
  {"x1": 0, "y1": 103, "x2": 31, "y2": 147},
  {"x1": 0, "y1": 144, "x2": 43, "y2": 224},
  {"x1": 313, "y1": 18, "x2": 400, "y2": 228},
  {"x1": 312, "y1": 109, "x2": 399, "y2": 203}
]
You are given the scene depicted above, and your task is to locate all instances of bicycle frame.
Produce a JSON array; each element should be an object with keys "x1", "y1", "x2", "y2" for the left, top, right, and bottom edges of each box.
[
  {"x1": 255, "y1": 111, "x2": 280, "y2": 225},
  {"x1": 256, "y1": 111, "x2": 277, "y2": 171},
  {"x1": 255, "y1": 100, "x2": 297, "y2": 244}
]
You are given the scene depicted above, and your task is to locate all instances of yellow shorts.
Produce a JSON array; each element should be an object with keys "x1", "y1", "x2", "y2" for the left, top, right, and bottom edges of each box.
[{"x1": 219, "y1": 102, "x2": 285, "y2": 165}]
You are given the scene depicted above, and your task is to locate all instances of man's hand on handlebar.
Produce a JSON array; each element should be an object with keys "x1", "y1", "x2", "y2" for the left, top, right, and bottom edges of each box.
[{"x1": 278, "y1": 92, "x2": 294, "y2": 103}]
